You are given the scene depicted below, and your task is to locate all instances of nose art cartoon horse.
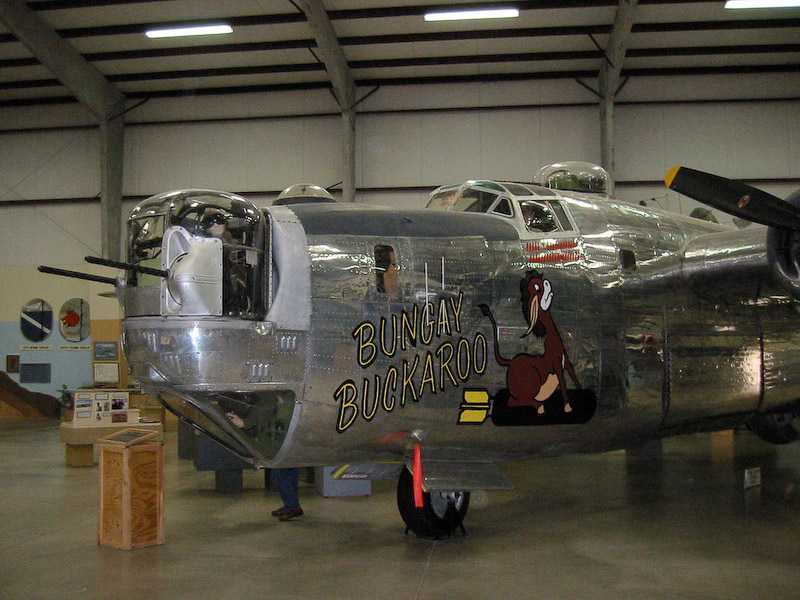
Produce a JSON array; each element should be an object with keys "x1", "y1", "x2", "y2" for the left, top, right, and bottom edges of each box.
[{"x1": 479, "y1": 270, "x2": 581, "y2": 415}]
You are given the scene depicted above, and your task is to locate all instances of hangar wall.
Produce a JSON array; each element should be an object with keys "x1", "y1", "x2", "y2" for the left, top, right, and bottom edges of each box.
[{"x1": 1, "y1": 74, "x2": 799, "y2": 397}]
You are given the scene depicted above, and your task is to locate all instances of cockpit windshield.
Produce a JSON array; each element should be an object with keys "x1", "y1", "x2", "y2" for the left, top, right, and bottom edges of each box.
[
  {"x1": 452, "y1": 189, "x2": 499, "y2": 213},
  {"x1": 519, "y1": 200, "x2": 559, "y2": 233},
  {"x1": 127, "y1": 190, "x2": 267, "y2": 319}
]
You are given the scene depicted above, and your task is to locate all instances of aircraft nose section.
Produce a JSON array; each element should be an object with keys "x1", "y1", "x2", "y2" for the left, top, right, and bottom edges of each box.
[
  {"x1": 121, "y1": 317, "x2": 306, "y2": 465},
  {"x1": 122, "y1": 319, "x2": 306, "y2": 390}
]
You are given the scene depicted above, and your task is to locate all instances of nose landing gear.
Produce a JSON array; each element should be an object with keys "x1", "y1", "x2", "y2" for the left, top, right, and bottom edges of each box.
[{"x1": 396, "y1": 467, "x2": 470, "y2": 539}]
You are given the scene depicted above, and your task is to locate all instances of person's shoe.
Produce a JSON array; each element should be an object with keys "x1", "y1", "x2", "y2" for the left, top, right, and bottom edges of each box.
[
  {"x1": 278, "y1": 507, "x2": 303, "y2": 521},
  {"x1": 271, "y1": 506, "x2": 289, "y2": 517}
]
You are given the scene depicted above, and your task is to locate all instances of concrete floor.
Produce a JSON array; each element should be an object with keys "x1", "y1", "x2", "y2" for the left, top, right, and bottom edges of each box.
[{"x1": 1, "y1": 420, "x2": 799, "y2": 600}]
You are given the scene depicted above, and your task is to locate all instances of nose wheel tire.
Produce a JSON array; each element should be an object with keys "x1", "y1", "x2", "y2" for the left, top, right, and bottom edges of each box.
[{"x1": 396, "y1": 467, "x2": 470, "y2": 539}]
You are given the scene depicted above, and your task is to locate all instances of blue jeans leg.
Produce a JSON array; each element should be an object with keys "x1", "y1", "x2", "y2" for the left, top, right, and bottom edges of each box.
[{"x1": 275, "y1": 468, "x2": 300, "y2": 510}]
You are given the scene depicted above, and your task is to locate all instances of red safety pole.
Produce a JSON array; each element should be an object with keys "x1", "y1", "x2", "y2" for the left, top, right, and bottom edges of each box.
[{"x1": 413, "y1": 443, "x2": 424, "y2": 508}]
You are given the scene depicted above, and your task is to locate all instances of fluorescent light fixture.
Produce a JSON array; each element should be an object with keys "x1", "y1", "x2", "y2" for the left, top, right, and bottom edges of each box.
[
  {"x1": 424, "y1": 8, "x2": 520, "y2": 21},
  {"x1": 145, "y1": 24, "x2": 233, "y2": 39},
  {"x1": 725, "y1": 0, "x2": 800, "y2": 7}
]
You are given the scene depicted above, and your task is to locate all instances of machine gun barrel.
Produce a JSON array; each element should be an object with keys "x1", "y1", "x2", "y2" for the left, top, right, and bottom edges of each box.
[
  {"x1": 37, "y1": 265, "x2": 117, "y2": 285},
  {"x1": 84, "y1": 255, "x2": 168, "y2": 278}
]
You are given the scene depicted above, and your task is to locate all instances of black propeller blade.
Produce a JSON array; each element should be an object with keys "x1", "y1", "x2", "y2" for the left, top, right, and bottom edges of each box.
[{"x1": 665, "y1": 166, "x2": 800, "y2": 231}]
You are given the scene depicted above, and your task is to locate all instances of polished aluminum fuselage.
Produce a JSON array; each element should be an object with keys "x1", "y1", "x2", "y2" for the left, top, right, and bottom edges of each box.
[{"x1": 122, "y1": 194, "x2": 800, "y2": 470}]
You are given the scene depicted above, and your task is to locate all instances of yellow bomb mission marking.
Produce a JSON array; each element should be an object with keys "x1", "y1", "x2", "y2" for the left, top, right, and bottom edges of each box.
[{"x1": 334, "y1": 292, "x2": 488, "y2": 433}]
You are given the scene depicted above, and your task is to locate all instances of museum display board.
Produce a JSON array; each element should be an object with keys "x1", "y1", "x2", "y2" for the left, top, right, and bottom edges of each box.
[{"x1": 71, "y1": 389, "x2": 139, "y2": 426}]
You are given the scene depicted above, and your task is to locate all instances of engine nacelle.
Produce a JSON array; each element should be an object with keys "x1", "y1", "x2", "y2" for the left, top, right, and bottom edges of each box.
[
  {"x1": 766, "y1": 190, "x2": 800, "y2": 300},
  {"x1": 747, "y1": 408, "x2": 800, "y2": 445}
]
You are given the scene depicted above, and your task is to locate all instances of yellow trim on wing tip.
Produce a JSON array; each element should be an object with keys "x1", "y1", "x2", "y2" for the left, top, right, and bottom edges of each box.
[{"x1": 665, "y1": 166, "x2": 681, "y2": 188}]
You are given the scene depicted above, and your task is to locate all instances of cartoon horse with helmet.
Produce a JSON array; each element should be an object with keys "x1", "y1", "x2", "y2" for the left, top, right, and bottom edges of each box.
[{"x1": 479, "y1": 270, "x2": 581, "y2": 415}]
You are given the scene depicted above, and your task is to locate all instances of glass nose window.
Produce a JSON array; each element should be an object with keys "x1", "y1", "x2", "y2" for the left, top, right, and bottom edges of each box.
[{"x1": 127, "y1": 190, "x2": 268, "y2": 319}]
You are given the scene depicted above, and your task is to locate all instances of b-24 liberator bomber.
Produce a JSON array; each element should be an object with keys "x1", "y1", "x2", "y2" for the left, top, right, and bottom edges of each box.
[{"x1": 40, "y1": 164, "x2": 800, "y2": 538}]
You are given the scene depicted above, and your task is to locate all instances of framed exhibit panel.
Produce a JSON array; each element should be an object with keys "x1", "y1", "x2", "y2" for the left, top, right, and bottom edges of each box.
[
  {"x1": 6, "y1": 354, "x2": 20, "y2": 373},
  {"x1": 93, "y1": 341, "x2": 118, "y2": 361},
  {"x1": 93, "y1": 362, "x2": 120, "y2": 386}
]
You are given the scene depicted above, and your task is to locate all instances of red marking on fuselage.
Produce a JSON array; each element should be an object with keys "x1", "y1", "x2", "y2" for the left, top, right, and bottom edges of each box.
[
  {"x1": 526, "y1": 239, "x2": 580, "y2": 264},
  {"x1": 376, "y1": 430, "x2": 408, "y2": 443}
]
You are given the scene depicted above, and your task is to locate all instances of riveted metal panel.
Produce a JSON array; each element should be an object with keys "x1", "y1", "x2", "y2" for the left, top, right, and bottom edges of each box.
[{"x1": 664, "y1": 325, "x2": 762, "y2": 428}]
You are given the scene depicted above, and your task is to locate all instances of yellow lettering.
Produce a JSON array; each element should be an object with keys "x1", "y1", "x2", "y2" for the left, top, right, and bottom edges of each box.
[
  {"x1": 450, "y1": 292, "x2": 464, "y2": 333},
  {"x1": 436, "y1": 342, "x2": 458, "y2": 388},
  {"x1": 421, "y1": 303, "x2": 435, "y2": 345},
  {"x1": 401, "y1": 306, "x2": 418, "y2": 350},
  {"x1": 436, "y1": 298, "x2": 451, "y2": 337},
  {"x1": 352, "y1": 322, "x2": 377, "y2": 368},
  {"x1": 362, "y1": 376, "x2": 380, "y2": 421},
  {"x1": 456, "y1": 338, "x2": 471, "y2": 380},
  {"x1": 379, "y1": 315, "x2": 398, "y2": 357},
  {"x1": 419, "y1": 352, "x2": 436, "y2": 396},
  {"x1": 382, "y1": 367, "x2": 398, "y2": 412},
  {"x1": 402, "y1": 356, "x2": 420, "y2": 405},
  {"x1": 336, "y1": 290, "x2": 487, "y2": 433},
  {"x1": 334, "y1": 380, "x2": 358, "y2": 433},
  {"x1": 474, "y1": 333, "x2": 488, "y2": 375}
]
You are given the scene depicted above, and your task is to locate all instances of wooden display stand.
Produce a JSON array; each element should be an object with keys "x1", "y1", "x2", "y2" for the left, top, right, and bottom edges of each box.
[{"x1": 98, "y1": 430, "x2": 165, "y2": 550}]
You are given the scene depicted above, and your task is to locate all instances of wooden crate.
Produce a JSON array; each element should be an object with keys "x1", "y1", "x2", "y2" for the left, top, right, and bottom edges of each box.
[{"x1": 98, "y1": 441, "x2": 164, "y2": 550}]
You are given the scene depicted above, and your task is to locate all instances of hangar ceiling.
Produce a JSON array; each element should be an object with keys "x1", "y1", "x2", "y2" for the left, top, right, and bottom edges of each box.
[{"x1": 1, "y1": 0, "x2": 799, "y2": 111}]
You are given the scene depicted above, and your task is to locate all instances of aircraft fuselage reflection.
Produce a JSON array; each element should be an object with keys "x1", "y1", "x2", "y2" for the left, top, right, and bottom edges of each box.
[{"x1": 119, "y1": 181, "x2": 800, "y2": 477}]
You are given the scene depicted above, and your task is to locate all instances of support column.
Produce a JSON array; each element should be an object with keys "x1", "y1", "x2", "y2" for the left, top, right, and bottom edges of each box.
[
  {"x1": 597, "y1": 0, "x2": 639, "y2": 193},
  {"x1": 342, "y1": 108, "x2": 356, "y2": 203},
  {"x1": 295, "y1": 0, "x2": 357, "y2": 202},
  {"x1": 599, "y1": 94, "x2": 616, "y2": 192},
  {"x1": 100, "y1": 114, "x2": 125, "y2": 261}
]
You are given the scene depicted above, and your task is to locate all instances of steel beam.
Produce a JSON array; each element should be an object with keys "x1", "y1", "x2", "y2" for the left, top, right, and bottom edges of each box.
[
  {"x1": 99, "y1": 116, "x2": 124, "y2": 261},
  {"x1": 295, "y1": 0, "x2": 357, "y2": 202}
]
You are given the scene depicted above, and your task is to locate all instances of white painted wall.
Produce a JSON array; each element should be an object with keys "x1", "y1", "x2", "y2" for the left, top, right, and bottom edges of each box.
[{"x1": 1, "y1": 74, "x2": 798, "y2": 270}]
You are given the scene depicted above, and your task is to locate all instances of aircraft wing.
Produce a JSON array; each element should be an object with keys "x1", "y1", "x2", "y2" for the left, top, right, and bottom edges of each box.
[
  {"x1": 679, "y1": 226, "x2": 782, "y2": 305},
  {"x1": 333, "y1": 461, "x2": 514, "y2": 492},
  {"x1": 666, "y1": 167, "x2": 800, "y2": 304},
  {"x1": 411, "y1": 460, "x2": 514, "y2": 492}
]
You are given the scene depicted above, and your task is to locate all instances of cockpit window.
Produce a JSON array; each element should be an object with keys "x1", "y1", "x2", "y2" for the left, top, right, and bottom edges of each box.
[
  {"x1": 425, "y1": 187, "x2": 460, "y2": 211},
  {"x1": 519, "y1": 200, "x2": 572, "y2": 234},
  {"x1": 452, "y1": 189, "x2": 498, "y2": 213},
  {"x1": 502, "y1": 183, "x2": 534, "y2": 196},
  {"x1": 491, "y1": 197, "x2": 513, "y2": 217},
  {"x1": 374, "y1": 245, "x2": 398, "y2": 295},
  {"x1": 549, "y1": 201, "x2": 573, "y2": 231}
]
